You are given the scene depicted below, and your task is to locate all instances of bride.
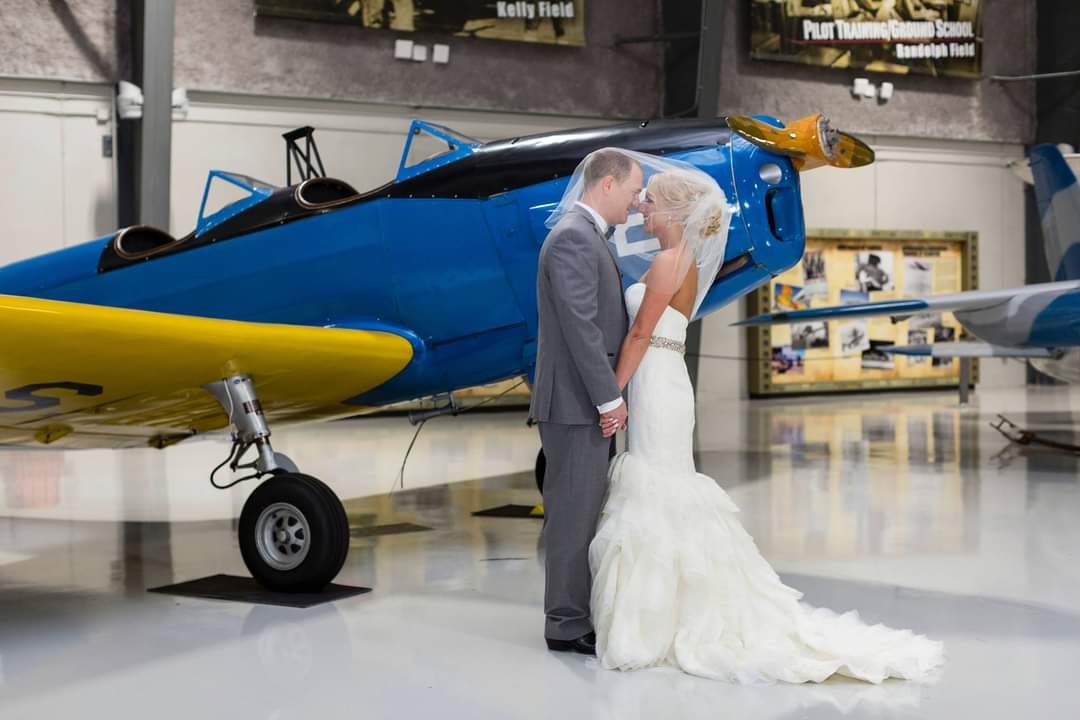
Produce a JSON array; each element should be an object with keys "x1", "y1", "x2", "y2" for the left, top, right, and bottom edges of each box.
[{"x1": 588, "y1": 166, "x2": 945, "y2": 684}]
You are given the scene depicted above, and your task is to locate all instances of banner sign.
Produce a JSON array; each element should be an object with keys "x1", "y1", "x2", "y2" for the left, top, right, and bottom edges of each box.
[
  {"x1": 750, "y1": 0, "x2": 982, "y2": 78},
  {"x1": 255, "y1": 1, "x2": 586, "y2": 47}
]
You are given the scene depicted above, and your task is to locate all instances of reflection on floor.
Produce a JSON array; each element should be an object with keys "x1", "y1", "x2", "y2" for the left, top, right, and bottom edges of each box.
[{"x1": 2, "y1": 387, "x2": 1080, "y2": 718}]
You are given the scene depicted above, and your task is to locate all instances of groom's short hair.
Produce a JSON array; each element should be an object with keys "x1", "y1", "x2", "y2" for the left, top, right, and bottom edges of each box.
[{"x1": 583, "y1": 148, "x2": 634, "y2": 188}]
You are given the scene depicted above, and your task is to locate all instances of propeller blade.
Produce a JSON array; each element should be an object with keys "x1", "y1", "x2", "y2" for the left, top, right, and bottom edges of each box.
[{"x1": 726, "y1": 114, "x2": 875, "y2": 170}]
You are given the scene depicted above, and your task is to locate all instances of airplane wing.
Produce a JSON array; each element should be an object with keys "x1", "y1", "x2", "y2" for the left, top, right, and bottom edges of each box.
[
  {"x1": 884, "y1": 342, "x2": 1056, "y2": 359},
  {"x1": 737, "y1": 280, "x2": 1080, "y2": 326},
  {"x1": 0, "y1": 294, "x2": 414, "y2": 449}
]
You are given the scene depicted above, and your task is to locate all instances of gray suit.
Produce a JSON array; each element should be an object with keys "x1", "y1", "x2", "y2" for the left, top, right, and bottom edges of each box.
[{"x1": 529, "y1": 205, "x2": 628, "y2": 641}]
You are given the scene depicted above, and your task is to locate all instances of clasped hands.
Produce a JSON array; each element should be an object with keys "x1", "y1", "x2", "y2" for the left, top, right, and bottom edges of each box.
[{"x1": 599, "y1": 403, "x2": 627, "y2": 438}]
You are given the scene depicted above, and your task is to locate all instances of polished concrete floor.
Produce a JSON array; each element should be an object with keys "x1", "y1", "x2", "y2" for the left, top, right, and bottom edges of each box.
[{"x1": 2, "y1": 386, "x2": 1080, "y2": 718}]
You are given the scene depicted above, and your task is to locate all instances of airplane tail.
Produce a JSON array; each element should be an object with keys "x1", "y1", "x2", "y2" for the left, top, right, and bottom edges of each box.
[{"x1": 1030, "y1": 144, "x2": 1080, "y2": 281}]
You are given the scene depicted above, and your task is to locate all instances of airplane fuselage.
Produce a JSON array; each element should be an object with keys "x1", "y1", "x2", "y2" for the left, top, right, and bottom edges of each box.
[
  {"x1": 0, "y1": 120, "x2": 806, "y2": 411},
  {"x1": 956, "y1": 280, "x2": 1080, "y2": 348}
]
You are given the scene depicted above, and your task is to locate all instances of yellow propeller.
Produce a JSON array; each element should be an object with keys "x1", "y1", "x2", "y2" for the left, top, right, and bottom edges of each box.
[{"x1": 726, "y1": 113, "x2": 875, "y2": 171}]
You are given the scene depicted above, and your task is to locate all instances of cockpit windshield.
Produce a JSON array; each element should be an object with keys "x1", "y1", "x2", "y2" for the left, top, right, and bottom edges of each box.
[
  {"x1": 397, "y1": 120, "x2": 478, "y2": 181},
  {"x1": 196, "y1": 170, "x2": 277, "y2": 236},
  {"x1": 403, "y1": 123, "x2": 478, "y2": 168}
]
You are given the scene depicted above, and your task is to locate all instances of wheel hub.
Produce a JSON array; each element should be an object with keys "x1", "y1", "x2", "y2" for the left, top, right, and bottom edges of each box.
[{"x1": 255, "y1": 502, "x2": 311, "y2": 572}]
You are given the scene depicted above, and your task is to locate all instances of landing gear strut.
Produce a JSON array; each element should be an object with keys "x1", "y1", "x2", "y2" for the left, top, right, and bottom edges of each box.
[{"x1": 207, "y1": 375, "x2": 349, "y2": 592}]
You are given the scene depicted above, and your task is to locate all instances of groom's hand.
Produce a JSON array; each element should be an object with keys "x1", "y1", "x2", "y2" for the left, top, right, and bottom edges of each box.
[{"x1": 599, "y1": 403, "x2": 627, "y2": 438}]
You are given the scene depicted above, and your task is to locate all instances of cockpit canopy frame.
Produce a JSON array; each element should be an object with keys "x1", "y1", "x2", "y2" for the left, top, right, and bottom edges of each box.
[
  {"x1": 196, "y1": 171, "x2": 277, "y2": 237},
  {"x1": 396, "y1": 120, "x2": 479, "y2": 182}
]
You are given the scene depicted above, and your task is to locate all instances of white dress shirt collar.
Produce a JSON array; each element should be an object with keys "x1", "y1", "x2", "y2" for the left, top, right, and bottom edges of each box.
[{"x1": 575, "y1": 201, "x2": 609, "y2": 236}]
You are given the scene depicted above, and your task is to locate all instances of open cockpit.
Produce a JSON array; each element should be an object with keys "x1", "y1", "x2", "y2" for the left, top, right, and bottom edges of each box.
[{"x1": 96, "y1": 120, "x2": 472, "y2": 273}]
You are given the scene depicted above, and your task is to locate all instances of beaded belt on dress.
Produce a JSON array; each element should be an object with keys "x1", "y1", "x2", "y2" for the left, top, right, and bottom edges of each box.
[{"x1": 649, "y1": 336, "x2": 686, "y2": 355}]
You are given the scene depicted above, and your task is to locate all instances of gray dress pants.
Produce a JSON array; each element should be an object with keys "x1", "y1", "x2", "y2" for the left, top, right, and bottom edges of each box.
[{"x1": 538, "y1": 421, "x2": 615, "y2": 641}]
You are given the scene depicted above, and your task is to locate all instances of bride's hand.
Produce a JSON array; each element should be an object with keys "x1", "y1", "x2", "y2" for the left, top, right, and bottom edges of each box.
[{"x1": 600, "y1": 404, "x2": 627, "y2": 437}]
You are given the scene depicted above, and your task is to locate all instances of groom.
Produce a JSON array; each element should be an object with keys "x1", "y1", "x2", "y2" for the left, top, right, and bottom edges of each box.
[{"x1": 529, "y1": 148, "x2": 643, "y2": 655}]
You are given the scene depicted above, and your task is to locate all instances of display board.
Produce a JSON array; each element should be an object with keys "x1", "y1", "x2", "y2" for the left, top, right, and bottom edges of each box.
[
  {"x1": 748, "y1": 230, "x2": 978, "y2": 396},
  {"x1": 750, "y1": 0, "x2": 982, "y2": 79},
  {"x1": 255, "y1": 1, "x2": 586, "y2": 46}
]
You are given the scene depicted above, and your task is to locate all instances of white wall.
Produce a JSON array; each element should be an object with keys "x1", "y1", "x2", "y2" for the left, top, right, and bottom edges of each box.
[
  {"x1": 696, "y1": 135, "x2": 1029, "y2": 400},
  {"x1": 0, "y1": 79, "x2": 116, "y2": 266}
]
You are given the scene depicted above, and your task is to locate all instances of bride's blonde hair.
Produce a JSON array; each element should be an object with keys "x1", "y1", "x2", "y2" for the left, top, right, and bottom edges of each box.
[{"x1": 648, "y1": 171, "x2": 727, "y2": 237}]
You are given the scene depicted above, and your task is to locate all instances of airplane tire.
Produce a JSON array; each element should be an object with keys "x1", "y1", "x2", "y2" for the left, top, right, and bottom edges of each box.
[
  {"x1": 239, "y1": 473, "x2": 350, "y2": 592},
  {"x1": 302, "y1": 470, "x2": 351, "y2": 574},
  {"x1": 535, "y1": 448, "x2": 546, "y2": 495}
]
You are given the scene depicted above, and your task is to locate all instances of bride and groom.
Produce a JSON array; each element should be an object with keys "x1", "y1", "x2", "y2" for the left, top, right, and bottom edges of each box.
[{"x1": 528, "y1": 147, "x2": 944, "y2": 683}]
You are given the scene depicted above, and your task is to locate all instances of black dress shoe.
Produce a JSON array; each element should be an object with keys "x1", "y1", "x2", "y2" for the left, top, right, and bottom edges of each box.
[{"x1": 546, "y1": 632, "x2": 597, "y2": 656}]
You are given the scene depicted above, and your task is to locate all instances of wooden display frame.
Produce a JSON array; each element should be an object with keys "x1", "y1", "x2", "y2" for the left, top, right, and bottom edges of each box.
[{"x1": 748, "y1": 229, "x2": 978, "y2": 397}]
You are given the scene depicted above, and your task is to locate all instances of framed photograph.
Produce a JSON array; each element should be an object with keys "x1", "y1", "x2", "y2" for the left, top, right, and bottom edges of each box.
[
  {"x1": 861, "y1": 340, "x2": 896, "y2": 371},
  {"x1": 771, "y1": 345, "x2": 805, "y2": 377},
  {"x1": 750, "y1": 0, "x2": 983, "y2": 79},
  {"x1": 904, "y1": 258, "x2": 934, "y2": 296},
  {"x1": 840, "y1": 320, "x2": 870, "y2": 355},
  {"x1": 853, "y1": 251, "x2": 894, "y2": 292},
  {"x1": 791, "y1": 321, "x2": 829, "y2": 350},
  {"x1": 773, "y1": 283, "x2": 808, "y2": 311},
  {"x1": 255, "y1": 0, "x2": 587, "y2": 46},
  {"x1": 907, "y1": 328, "x2": 930, "y2": 365}
]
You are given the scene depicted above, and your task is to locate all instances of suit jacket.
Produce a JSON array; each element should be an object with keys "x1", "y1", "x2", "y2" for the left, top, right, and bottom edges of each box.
[{"x1": 529, "y1": 206, "x2": 628, "y2": 425}]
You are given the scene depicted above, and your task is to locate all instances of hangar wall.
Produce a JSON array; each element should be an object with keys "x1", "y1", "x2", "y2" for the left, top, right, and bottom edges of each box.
[
  {"x1": 1035, "y1": 0, "x2": 1080, "y2": 149},
  {"x1": 0, "y1": 1, "x2": 121, "y2": 83},
  {"x1": 0, "y1": 79, "x2": 116, "y2": 265},
  {"x1": 711, "y1": 0, "x2": 1036, "y2": 144},
  {"x1": 0, "y1": 0, "x2": 662, "y2": 120}
]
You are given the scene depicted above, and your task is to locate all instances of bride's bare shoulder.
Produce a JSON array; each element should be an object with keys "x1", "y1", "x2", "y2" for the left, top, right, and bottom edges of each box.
[{"x1": 651, "y1": 249, "x2": 679, "y2": 270}]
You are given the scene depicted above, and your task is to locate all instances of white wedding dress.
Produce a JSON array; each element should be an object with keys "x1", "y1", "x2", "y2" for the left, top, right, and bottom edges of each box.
[{"x1": 588, "y1": 283, "x2": 945, "y2": 683}]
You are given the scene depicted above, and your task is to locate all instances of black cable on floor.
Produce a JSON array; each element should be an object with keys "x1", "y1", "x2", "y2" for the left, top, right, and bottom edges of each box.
[
  {"x1": 390, "y1": 419, "x2": 427, "y2": 497},
  {"x1": 390, "y1": 378, "x2": 527, "y2": 495}
]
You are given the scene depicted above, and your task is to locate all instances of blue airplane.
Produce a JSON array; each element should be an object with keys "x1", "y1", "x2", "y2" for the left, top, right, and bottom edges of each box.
[
  {"x1": 741, "y1": 144, "x2": 1080, "y2": 385},
  {"x1": 0, "y1": 115, "x2": 871, "y2": 591}
]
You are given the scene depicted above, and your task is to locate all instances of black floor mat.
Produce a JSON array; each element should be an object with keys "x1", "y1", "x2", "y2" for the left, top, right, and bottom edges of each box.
[
  {"x1": 148, "y1": 574, "x2": 371, "y2": 608},
  {"x1": 472, "y1": 504, "x2": 544, "y2": 518},
  {"x1": 350, "y1": 522, "x2": 432, "y2": 538}
]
